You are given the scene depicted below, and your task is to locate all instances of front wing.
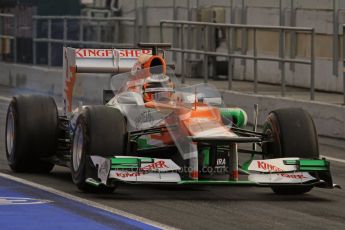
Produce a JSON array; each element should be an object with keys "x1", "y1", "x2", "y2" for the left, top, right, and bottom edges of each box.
[{"x1": 86, "y1": 156, "x2": 338, "y2": 189}]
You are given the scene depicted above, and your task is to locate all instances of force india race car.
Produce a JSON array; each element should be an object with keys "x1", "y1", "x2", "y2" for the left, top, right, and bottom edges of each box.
[{"x1": 5, "y1": 43, "x2": 339, "y2": 195}]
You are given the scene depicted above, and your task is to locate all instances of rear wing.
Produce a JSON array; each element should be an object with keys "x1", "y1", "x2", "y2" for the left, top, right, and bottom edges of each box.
[{"x1": 62, "y1": 47, "x2": 152, "y2": 117}]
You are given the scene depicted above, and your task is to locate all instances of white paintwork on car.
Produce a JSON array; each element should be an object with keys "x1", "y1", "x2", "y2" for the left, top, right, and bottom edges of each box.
[
  {"x1": 249, "y1": 172, "x2": 316, "y2": 184},
  {"x1": 90, "y1": 156, "x2": 111, "y2": 184},
  {"x1": 248, "y1": 158, "x2": 300, "y2": 173},
  {"x1": 110, "y1": 171, "x2": 181, "y2": 183}
]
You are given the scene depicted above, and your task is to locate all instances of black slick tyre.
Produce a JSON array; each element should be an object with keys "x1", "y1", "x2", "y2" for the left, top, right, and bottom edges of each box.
[
  {"x1": 5, "y1": 95, "x2": 58, "y2": 173},
  {"x1": 71, "y1": 106, "x2": 127, "y2": 193},
  {"x1": 262, "y1": 108, "x2": 319, "y2": 195}
]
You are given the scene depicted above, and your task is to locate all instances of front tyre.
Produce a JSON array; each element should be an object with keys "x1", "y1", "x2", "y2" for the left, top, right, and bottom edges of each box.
[
  {"x1": 71, "y1": 106, "x2": 127, "y2": 193},
  {"x1": 262, "y1": 108, "x2": 319, "y2": 195}
]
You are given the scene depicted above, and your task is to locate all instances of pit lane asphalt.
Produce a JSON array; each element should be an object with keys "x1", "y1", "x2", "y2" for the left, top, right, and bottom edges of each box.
[{"x1": 0, "y1": 85, "x2": 345, "y2": 230}]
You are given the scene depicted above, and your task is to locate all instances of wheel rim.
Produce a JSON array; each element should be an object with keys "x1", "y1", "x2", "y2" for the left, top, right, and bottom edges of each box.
[
  {"x1": 6, "y1": 108, "x2": 15, "y2": 157},
  {"x1": 72, "y1": 124, "x2": 84, "y2": 171}
]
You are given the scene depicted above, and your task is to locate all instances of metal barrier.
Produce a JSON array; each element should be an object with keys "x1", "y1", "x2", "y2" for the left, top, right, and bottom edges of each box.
[
  {"x1": 160, "y1": 20, "x2": 315, "y2": 100},
  {"x1": 0, "y1": 13, "x2": 16, "y2": 62},
  {"x1": 32, "y1": 15, "x2": 137, "y2": 67}
]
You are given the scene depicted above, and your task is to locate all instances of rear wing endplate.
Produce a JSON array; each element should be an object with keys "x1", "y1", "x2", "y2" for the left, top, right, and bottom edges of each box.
[{"x1": 62, "y1": 47, "x2": 152, "y2": 117}]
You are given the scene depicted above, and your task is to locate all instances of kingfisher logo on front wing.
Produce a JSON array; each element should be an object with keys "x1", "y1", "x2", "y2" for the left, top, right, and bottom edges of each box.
[
  {"x1": 256, "y1": 161, "x2": 306, "y2": 179},
  {"x1": 279, "y1": 173, "x2": 306, "y2": 179},
  {"x1": 115, "y1": 160, "x2": 169, "y2": 178},
  {"x1": 257, "y1": 161, "x2": 283, "y2": 172}
]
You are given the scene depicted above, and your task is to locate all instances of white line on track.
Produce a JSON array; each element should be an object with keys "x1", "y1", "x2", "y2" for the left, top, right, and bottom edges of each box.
[
  {"x1": 321, "y1": 155, "x2": 345, "y2": 164},
  {"x1": 0, "y1": 172, "x2": 177, "y2": 230}
]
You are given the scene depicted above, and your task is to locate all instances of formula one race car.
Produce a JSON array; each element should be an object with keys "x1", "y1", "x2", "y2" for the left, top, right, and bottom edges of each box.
[{"x1": 5, "y1": 43, "x2": 339, "y2": 195}]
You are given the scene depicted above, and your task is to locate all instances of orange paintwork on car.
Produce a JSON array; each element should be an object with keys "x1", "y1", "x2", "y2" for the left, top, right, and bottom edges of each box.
[{"x1": 177, "y1": 104, "x2": 228, "y2": 137}]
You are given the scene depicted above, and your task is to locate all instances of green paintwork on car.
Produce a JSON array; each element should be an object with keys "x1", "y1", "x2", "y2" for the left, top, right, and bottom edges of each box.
[
  {"x1": 111, "y1": 158, "x2": 140, "y2": 165},
  {"x1": 299, "y1": 159, "x2": 328, "y2": 167},
  {"x1": 299, "y1": 166, "x2": 329, "y2": 171},
  {"x1": 220, "y1": 108, "x2": 247, "y2": 128},
  {"x1": 284, "y1": 159, "x2": 329, "y2": 171},
  {"x1": 85, "y1": 178, "x2": 101, "y2": 187},
  {"x1": 137, "y1": 137, "x2": 156, "y2": 150},
  {"x1": 111, "y1": 165, "x2": 139, "y2": 169},
  {"x1": 110, "y1": 157, "x2": 154, "y2": 169},
  {"x1": 202, "y1": 148, "x2": 210, "y2": 165},
  {"x1": 284, "y1": 159, "x2": 326, "y2": 166},
  {"x1": 299, "y1": 159, "x2": 328, "y2": 171},
  {"x1": 241, "y1": 159, "x2": 253, "y2": 173}
]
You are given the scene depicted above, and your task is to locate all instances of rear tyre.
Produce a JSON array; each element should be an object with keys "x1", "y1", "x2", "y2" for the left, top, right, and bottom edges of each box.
[
  {"x1": 71, "y1": 106, "x2": 127, "y2": 193},
  {"x1": 5, "y1": 95, "x2": 58, "y2": 173},
  {"x1": 262, "y1": 108, "x2": 319, "y2": 195}
]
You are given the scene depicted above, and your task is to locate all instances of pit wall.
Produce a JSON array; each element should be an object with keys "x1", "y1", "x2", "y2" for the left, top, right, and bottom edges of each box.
[{"x1": 0, "y1": 61, "x2": 344, "y2": 139}]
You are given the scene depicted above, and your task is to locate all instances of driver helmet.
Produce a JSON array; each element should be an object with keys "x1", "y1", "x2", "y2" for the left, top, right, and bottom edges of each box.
[{"x1": 143, "y1": 73, "x2": 174, "y2": 102}]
